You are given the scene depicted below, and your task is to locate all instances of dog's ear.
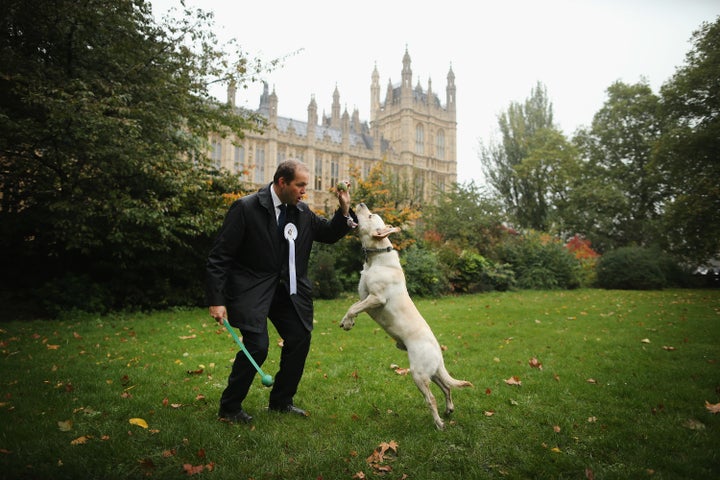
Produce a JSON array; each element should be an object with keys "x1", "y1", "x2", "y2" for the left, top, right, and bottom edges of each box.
[{"x1": 373, "y1": 226, "x2": 401, "y2": 239}]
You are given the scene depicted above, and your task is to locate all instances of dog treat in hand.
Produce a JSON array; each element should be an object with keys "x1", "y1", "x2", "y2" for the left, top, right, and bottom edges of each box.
[{"x1": 336, "y1": 182, "x2": 347, "y2": 192}]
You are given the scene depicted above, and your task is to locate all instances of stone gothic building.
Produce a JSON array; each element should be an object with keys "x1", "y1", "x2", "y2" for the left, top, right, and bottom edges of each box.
[{"x1": 210, "y1": 49, "x2": 457, "y2": 211}]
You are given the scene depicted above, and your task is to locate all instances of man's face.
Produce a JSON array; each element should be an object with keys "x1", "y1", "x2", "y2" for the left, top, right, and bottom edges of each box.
[{"x1": 278, "y1": 168, "x2": 309, "y2": 206}]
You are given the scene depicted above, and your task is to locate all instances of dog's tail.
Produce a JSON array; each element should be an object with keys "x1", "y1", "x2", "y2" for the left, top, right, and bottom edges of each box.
[{"x1": 438, "y1": 368, "x2": 473, "y2": 389}]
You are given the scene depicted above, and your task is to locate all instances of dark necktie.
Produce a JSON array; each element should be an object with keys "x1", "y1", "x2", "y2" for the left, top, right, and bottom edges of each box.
[{"x1": 277, "y1": 204, "x2": 287, "y2": 236}]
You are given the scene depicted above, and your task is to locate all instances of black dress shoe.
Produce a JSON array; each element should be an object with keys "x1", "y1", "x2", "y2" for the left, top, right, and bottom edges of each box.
[
  {"x1": 269, "y1": 404, "x2": 309, "y2": 417},
  {"x1": 218, "y1": 408, "x2": 253, "y2": 424}
]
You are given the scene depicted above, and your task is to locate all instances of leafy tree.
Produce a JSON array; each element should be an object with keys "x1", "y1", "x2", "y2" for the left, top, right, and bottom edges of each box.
[
  {"x1": 570, "y1": 81, "x2": 664, "y2": 252},
  {"x1": 657, "y1": 16, "x2": 720, "y2": 262},
  {"x1": 421, "y1": 180, "x2": 505, "y2": 257},
  {"x1": 308, "y1": 161, "x2": 425, "y2": 297},
  {"x1": 0, "y1": 0, "x2": 271, "y2": 314},
  {"x1": 516, "y1": 128, "x2": 580, "y2": 234},
  {"x1": 351, "y1": 162, "x2": 422, "y2": 231},
  {"x1": 480, "y1": 82, "x2": 578, "y2": 231}
]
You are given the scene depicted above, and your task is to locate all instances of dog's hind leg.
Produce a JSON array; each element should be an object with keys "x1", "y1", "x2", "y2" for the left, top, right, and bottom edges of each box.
[
  {"x1": 412, "y1": 372, "x2": 445, "y2": 430},
  {"x1": 434, "y1": 367, "x2": 473, "y2": 416},
  {"x1": 432, "y1": 374, "x2": 455, "y2": 416}
]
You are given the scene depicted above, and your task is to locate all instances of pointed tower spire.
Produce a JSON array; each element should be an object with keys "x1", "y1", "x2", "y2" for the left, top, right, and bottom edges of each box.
[
  {"x1": 371, "y1": 62, "x2": 380, "y2": 122},
  {"x1": 331, "y1": 84, "x2": 341, "y2": 128},
  {"x1": 446, "y1": 63, "x2": 456, "y2": 113},
  {"x1": 402, "y1": 46, "x2": 412, "y2": 90},
  {"x1": 269, "y1": 85, "x2": 278, "y2": 123}
]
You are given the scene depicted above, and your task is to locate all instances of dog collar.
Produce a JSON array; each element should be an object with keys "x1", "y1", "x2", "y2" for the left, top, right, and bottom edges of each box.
[{"x1": 362, "y1": 246, "x2": 394, "y2": 261}]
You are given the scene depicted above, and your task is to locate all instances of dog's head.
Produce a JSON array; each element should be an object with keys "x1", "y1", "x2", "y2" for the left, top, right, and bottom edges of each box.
[{"x1": 354, "y1": 203, "x2": 401, "y2": 248}]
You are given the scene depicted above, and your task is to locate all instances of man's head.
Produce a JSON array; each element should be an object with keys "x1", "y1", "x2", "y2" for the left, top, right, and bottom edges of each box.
[{"x1": 273, "y1": 160, "x2": 309, "y2": 206}]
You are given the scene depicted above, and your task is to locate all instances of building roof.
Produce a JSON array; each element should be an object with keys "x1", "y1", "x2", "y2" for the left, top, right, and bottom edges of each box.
[{"x1": 275, "y1": 116, "x2": 376, "y2": 150}]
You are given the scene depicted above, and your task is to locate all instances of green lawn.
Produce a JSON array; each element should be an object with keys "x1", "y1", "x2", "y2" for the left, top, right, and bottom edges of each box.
[{"x1": 1, "y1": 289, "x2": 718, "y2": 479}]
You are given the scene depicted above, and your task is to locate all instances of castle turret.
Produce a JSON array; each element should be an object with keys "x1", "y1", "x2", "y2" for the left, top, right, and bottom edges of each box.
[
  {"x1": 341, "y1": 108, "x2": 350, "y2": 148},
  {"x1": 371, "y1": 63, "x2": 380, "y2": 122},
  {"x1": 268, "y1": 86, "x2": 278, "y2": 124},
  {"x1": 331, "y1": 85, "x2": 341, "y2": 128},
  {"x1": 401, "y1": 48, "x2": 412, "y2": 105},
  {"x1": 307, "y1": 95, "x2": 317, "y2": 143},
  {"x1": 446, "y1": 64, "x2": 456, "y2": 113},
  {"x1": 352, "y1": 108, "x2": 360, "y2": 133},
  {"x1": 401, "y1": 47, "x2": 412, "y2": 90},
  {"x1": 258, "y1": 81, "x2": 270, "y2": 116}
]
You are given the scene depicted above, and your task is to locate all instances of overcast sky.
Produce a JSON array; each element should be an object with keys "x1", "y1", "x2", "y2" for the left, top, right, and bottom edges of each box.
[{"x1": 151, "y1": 0, "x2": 718, "y2": 184}]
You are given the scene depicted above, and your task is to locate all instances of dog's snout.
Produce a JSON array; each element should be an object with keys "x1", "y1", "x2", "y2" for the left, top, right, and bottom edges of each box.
[{"x1": 358, "y1": 203, "x2": 366, "y2": 209}]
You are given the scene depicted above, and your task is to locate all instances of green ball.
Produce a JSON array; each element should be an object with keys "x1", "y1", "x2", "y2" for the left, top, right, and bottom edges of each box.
[
  {"x1": 336, "y1": 182, "x2": 347, "y2": 192},
  {"x1": 261, "y1": 374, "x2": 274, "y2": 387}
]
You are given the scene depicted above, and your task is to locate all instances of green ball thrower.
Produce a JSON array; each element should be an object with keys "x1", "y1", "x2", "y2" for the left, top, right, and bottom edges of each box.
[{"x1": 222, "y1": 319, "x2": 274, "y2": 387}]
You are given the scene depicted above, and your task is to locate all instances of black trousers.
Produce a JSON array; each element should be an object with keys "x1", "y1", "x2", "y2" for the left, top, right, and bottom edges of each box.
[{"x1": 219, "y1": 284, "x2": 311, "y2": 413}]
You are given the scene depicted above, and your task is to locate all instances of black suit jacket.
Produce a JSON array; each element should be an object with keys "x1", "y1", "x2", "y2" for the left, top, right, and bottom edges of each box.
[{"x1": 206, "y1": 183, "x2": 355, "y2": 332}]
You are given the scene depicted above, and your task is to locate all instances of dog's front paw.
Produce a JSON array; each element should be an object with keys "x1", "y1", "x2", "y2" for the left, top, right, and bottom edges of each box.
[{"x1": 339, "y1": 315, "x2": 355, "y2": 330}]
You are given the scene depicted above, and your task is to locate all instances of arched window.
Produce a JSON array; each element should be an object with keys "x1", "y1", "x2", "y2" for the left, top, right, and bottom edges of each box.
[
  {"x1": 234, "y1": 144, "x2": 245, "y2": 173},
  {"x1": 415, "y1": 124, "x2": 424, "y2": 154},
  {"x1": 211, "y1": 139, "x2": 222, "y2": 168},
  {"x1": 331, "y1": 156, "x2": 339, "y2": 187},
  {"x1": 254, "y1": 147, "x2": 265, "y2": 183},
  {"x1": 436, "y1": 130, "x2": 445, "y2": 159},
  {"x1": 314, "y1": 156, "x2": 323, "y2": 190}
]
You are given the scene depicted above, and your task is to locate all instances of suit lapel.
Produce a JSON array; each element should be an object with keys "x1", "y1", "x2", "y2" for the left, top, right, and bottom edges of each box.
[
  {"x1": 258, "y1": 184, "x2": 285, "y2": 256},
  {"x1": 257, "y1": 183, "x2": 275, "y2": 218}
]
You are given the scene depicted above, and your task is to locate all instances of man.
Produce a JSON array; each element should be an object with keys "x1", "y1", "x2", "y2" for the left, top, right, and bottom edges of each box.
[{"x1": 206, "y1": 159, "x2": 356, "y2": 423}]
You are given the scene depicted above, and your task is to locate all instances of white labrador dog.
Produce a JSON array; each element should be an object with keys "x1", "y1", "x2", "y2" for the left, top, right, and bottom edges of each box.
[{"x1": 340, "y1": 203, "x2": 473, "y2": 429}]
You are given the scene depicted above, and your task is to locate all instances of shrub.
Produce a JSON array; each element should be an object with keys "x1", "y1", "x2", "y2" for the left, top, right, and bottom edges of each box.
[
  {"x1": 309, "y1": 250, "x2": 343, "y2": 299},
  {"x1": 496, "y1": 230, "x2": 581, "y2": 290},
  {"x1": 451, "y1": 251, "x2": 515, "y2": 293},
  {"x1": 401, "y1": 245, "x2": 450, "y2": 297},
  {"x1": 596, "y1": 247, "x2": 667, "y2": 290},
  {"x1": 39, "y1": 274, "x2": 112, "y2": 316},
  {"x1": 565, "y1": 235, "x2": 600, "y2": 288}
]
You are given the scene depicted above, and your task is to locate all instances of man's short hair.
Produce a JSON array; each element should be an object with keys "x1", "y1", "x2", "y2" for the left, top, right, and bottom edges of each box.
[{"x1": 273, "y1": 159, "x2": 308, "y2": 185}]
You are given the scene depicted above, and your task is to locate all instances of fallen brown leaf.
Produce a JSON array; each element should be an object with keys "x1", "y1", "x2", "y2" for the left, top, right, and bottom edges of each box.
[
  {"x1": 529, "y1": 357, "x2": 543, "y2": 370},
  {"x1": 183, "y1": 463, "x2": 204, "y2": 475},
  {"x1": 70, "y1": 435, "x2": 90, "y2": 445},
  {"x1": 705, "y1": 400, "x2": 720, "y2": 414}
]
